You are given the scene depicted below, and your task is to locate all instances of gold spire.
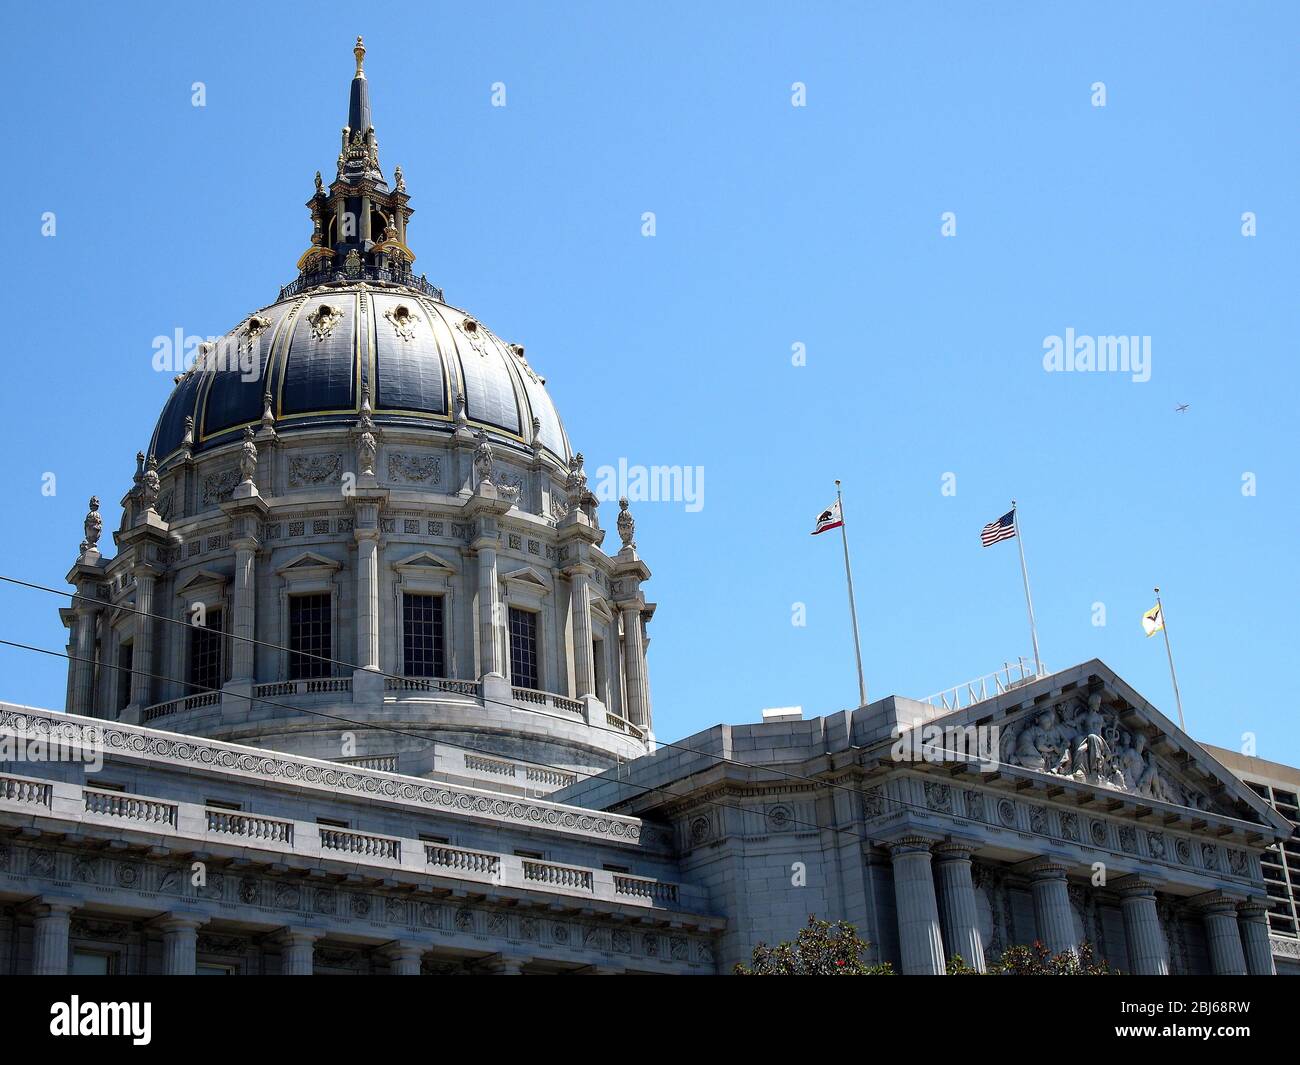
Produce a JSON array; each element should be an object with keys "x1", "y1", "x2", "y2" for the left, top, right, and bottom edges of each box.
[{"x1": 353, "y1": 36, "x2": 366, "y2": 79}]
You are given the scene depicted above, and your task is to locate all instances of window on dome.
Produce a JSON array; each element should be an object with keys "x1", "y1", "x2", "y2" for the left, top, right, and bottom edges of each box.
[
  {"x1": 402, "y1": 594, "x2": 446, "y2": 678},
  {"x1": 189, "y1": 609, "x2": 224, "y2": 692},
  {"x1": 288, "y1": 594, "x2": 332, "y2": 680},
  {"x1": 508, "y1": 607, "x2": 539, "y2": 690},
  {"x1": 116, "y1": 642, "x2": 133, "y2": 712},
  {"x1": 592, "y1": 636, "x2": 606, "y2": 702}
]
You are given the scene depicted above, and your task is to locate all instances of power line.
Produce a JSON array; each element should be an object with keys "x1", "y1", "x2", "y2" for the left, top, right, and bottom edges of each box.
[{"x1": 0, "y1": 573, "x2": 1102, "y2": 856}]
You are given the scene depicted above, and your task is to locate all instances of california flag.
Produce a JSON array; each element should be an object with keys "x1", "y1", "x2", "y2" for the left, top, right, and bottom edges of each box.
[
  {"x1": 811, "y1": 500, "x2": 843, "y2": 535},
  {"x1": 1141, "y1": 603, "x2": 1163, "y2": 637}
]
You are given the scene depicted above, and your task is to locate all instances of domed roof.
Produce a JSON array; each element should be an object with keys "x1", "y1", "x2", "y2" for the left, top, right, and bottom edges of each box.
[
  {"x1": 151, "y1": 36, "x2": 570, "y2": 468},
  {"x1": 150, "y1": 286, "x2": 570, "y2": 463}
]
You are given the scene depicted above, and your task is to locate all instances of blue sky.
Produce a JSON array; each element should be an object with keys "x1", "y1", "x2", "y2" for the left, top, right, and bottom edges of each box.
[{"x1": 2, "y1": 2, "x2": 1297, "y2": 762}]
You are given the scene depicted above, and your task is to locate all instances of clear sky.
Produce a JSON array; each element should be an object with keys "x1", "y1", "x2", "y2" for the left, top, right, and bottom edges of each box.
[{"x1": 2, "y1": 2, "x2": 1296, "y2": 763}]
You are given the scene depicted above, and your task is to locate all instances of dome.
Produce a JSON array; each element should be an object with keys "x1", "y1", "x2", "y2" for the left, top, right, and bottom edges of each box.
[{"x1": 150, "y1": 287, "x2": 570, "y2": 465}]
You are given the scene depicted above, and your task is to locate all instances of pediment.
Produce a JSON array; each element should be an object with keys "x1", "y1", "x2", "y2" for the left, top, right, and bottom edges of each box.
[
  {"x1": 393, "y1": 549, "x2": 458, "y2": 575},
  {"x1": 176, "y1": 568, "x2": 229, "y2": 593},
  {"x1": 275, "y1": 551, "x2": 342, "y2": 575},
  {"x1": 935, "y1": 659, "x2": 1288, "y2": 832},
  {"x1": 500, "y1": 564, "x2": 549, "y2": 590}
]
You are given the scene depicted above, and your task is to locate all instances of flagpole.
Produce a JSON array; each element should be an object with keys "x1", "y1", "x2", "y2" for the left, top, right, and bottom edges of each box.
[
  {"x1": 836, "y1": 480, "x2": 868, "y2": 708},
  {"x1": 1154, "y1": 586, "x2": 1186, "y2": 732},
  {"x1": 1011, "y1": 499, "x2": 1043, "y2": 677}
]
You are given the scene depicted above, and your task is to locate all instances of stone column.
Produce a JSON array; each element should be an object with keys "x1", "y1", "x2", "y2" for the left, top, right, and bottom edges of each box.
[
  {"x1": 569, "y1": 567, "x2": 595, "y2": 698},
  {"x1": 70, "y1": 604, "x2": 100, "y2": 716},
  {"x1": 355, "y1": 528, "x2": 380, "y2": 671},
  {"x1": 1198, "y1": 896, "x2": 1248, "y2": 975},
  {"x1": 157, "y1": 914, "x2": 206, "y2": 975},
  {"x1": 480, "y1": 955, "x2": 526, "y2": 975},
  {"x1": 888, "y1": 836, "x2": 946, "y2": 975},
  {"x1": 477, "y1": 544, "x2": 502, "y2": 677},
  {"x1": 620, "y1": 604, "x2": 648, "y2": 729},
  {"x1": 278, "y1": 929, "x2": 321, "y2": 975},
  {"x1": 31, "y1": 900, "x2": 75, "y2": 975},
  {"x1": 1238, "y1": 899, "x2": 1276, "y2": 976},
  {"x1": 383, "y1": 943, "x2": 424, "y2": 975},
  {"x1": 1116, "y1": 878, "x2": 1170, "y2": 975},
  {"x1": 129, "y1": 567, "x2": 157, "y2": 709},
  {"x1": 934, "y1": 843, "x2": 985, "y2": 972},
  {"x1": 1027, "y1": 861, "x2": 1077, "y2": 956},
  {"x1": 230, "y1": 538, "x2": 257, "y2": 682}
]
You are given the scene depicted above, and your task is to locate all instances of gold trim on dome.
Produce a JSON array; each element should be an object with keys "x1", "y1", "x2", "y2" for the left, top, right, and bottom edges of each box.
[{"x1": 296, "y1": 245, "x2": 334, "y2": 272}]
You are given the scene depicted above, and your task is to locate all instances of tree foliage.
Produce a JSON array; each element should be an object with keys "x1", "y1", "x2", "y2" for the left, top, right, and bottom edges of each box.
[
  {"x1": 735, "y1": 915, "x2": 894, "y2": 975},
  {"x1": 949, "y1": 940, "x2": 1114, "y2": 975}
]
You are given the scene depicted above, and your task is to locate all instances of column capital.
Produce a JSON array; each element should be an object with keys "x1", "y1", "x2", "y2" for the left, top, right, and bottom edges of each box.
[
  {"x1": 1112, "y1": 875, "x2": 1163, "y2": 899},
  {"x1": 25, "y1": 895, "x2": 78, "y2": 918},
  {"x1": 933, "y1": 839, "x2": 979, "y2": 863},
  {"x1": 1237, "y1": 897, "x2": 1270, "y2": 920},
  {"x1": 1014, "y1": 856, "x2": 1070, "y2": 882},
  {"x1": 276, "y1": 927, "x2": 325, "y2": 947},
  {"x1": 887, "y1": 834, "x2": 939, "y2": 858},
  {"x1": 1191, "y1": 890, "x2": 1246, "y2": 915},
  {"x1": 478, "y1": 952, "x2": 528, "y2": 975},
  {"x1": 152, "y1": 911, "x2": 209, "y2": 934}
]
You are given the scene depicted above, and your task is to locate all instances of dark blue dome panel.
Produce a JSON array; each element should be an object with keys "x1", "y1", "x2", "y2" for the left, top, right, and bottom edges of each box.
[
  {"x1": 202, "y1": 307, "x2": 291, "y2": 441},
  {"x1": 372, "y1": 294, "x2": 448, "y2": 414},
  {"x1": 280, "y1": 295, "x2": 359, "y2": 417},
  {"x1": 152, "y1": 370, "x2": 205, "y2": 459}
]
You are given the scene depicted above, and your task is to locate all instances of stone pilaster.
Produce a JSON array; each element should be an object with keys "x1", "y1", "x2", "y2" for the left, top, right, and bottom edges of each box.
[
  {"x1": 156, "y1": 913, "x2": 207, "y2": 975},
  {"x1": 567, "y1": 566, "x2": 595, "y2": 698},
  {"x1": 619, "y1": 603, "x2": 649, "y2": 729},
  {"x1": 934, "y1": 842, "x2": 985, "y2": 972},
  {"x1": 888, "y1": 836, "x2": 946, "y2": 975},
  {"x1": 1115, "y1": 877, "x2": 1170, "y2": 975},
  {"x1": 128, "y1": 567, "x2": 158, "y2": 709},
  {"x1": 1196, "y1": 894, "x2": 1247, "y2": 975},
  {"x1": 69, "y1": 598, "x2": 102, "y2": 716},
  {"x1": 1025, "y1": 860, "x2": 1077, "y2": 956},
  {"x1": 1238, "y1": 899, "x2": 1275, "y2": 976},
  {"x1": 355, "y1": 515, "x2": 381, "y2": 671},
  {"x1": 221, "y1": 494, "x2": 268, "y2": 694},
  {"x1": 31, "y1": 899, "x2": 75, "y2": 975},
  {"x1": 278, "y1": 929, "x2": 322, "y2": 975},
  {"x1": 466, "y1": 489, "x2": 512, "y2": 681},
  {"x1": 116, "y1": 508, "x2": 170, "y2": 722}
]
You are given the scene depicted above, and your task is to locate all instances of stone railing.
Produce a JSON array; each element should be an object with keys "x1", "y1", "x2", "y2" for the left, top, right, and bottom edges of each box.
[
  {"x1": 84, "y1": 790, "x2": 177, "y2": 827},
  {"x1": 384, "y1": 676, "x2": 480, "y2": 697},
  {"x1": 512, "y1": 686, "x2": 585, "y2": 718},
  {"x1": 1272, "y1": 935, "x2": 1300, "y2": 961},
  {"x1": 320, "y1": 826, "x2": 401, "y2": 860},
  {"x1": 0, "y1": 702, "x2": 654, "y2": 848},
  {"x1": 0, "y1": 775, "x2": 51, "y2": 808},
  {"x1": 425, "y1": 844, "x2": 501, "y2": 878},
  {"x1": 205, "y1": 809, "x2": 294, "y2": 844},
  {"x1": 0, "y1": 766, "x2": 711, "y2": 918},
  {"x1": 339, "y1": 754, "x2": 399, "y2": 773},
  {"x1": 142, "y1": 690, "x2": 220, "y2": 722},
  {"x1": 526, "y1": 766, "x2": 577, "y2": 788},
  {"x1": 522, "y1": 859, "x2": 594, "y2": 893},
  {"x1": 464, "y1": 753, "x2": 516, "y2": 778},
  {"x1": 614, "y1": 874, "x2": 680, "y2": 906},
  {"x1": 605, "y1": 712, "x2": 645, "y2": 741},
  {"x1": 252, "y1": 678, "x2": 353, "y2": 700}
]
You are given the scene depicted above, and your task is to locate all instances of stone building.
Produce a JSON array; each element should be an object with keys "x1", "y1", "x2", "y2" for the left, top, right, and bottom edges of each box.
[{"x1": 0, "y1": 40, "x2": 1293, "y2": 976}]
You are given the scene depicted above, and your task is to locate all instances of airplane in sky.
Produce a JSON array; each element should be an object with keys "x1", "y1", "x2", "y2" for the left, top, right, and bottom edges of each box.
[{"x1": 1175, "y1": 404, "x2": 1190, "y2": 413}]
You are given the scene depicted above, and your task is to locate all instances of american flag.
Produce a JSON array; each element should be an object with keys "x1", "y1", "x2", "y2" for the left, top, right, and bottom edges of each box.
[{"x1": 981, "y1": 509, "x2": 1017, "y2": 547}]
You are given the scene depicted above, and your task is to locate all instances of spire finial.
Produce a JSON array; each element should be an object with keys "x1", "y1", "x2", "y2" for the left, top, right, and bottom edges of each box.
[{"x1": 354, "y1": 36, "x2": 366, "y2": 79}]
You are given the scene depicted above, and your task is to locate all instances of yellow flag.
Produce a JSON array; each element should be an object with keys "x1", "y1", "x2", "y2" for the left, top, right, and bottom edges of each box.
[{"x1": 1141, "y1": 603, "x2": 1163, "y2": 637}]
